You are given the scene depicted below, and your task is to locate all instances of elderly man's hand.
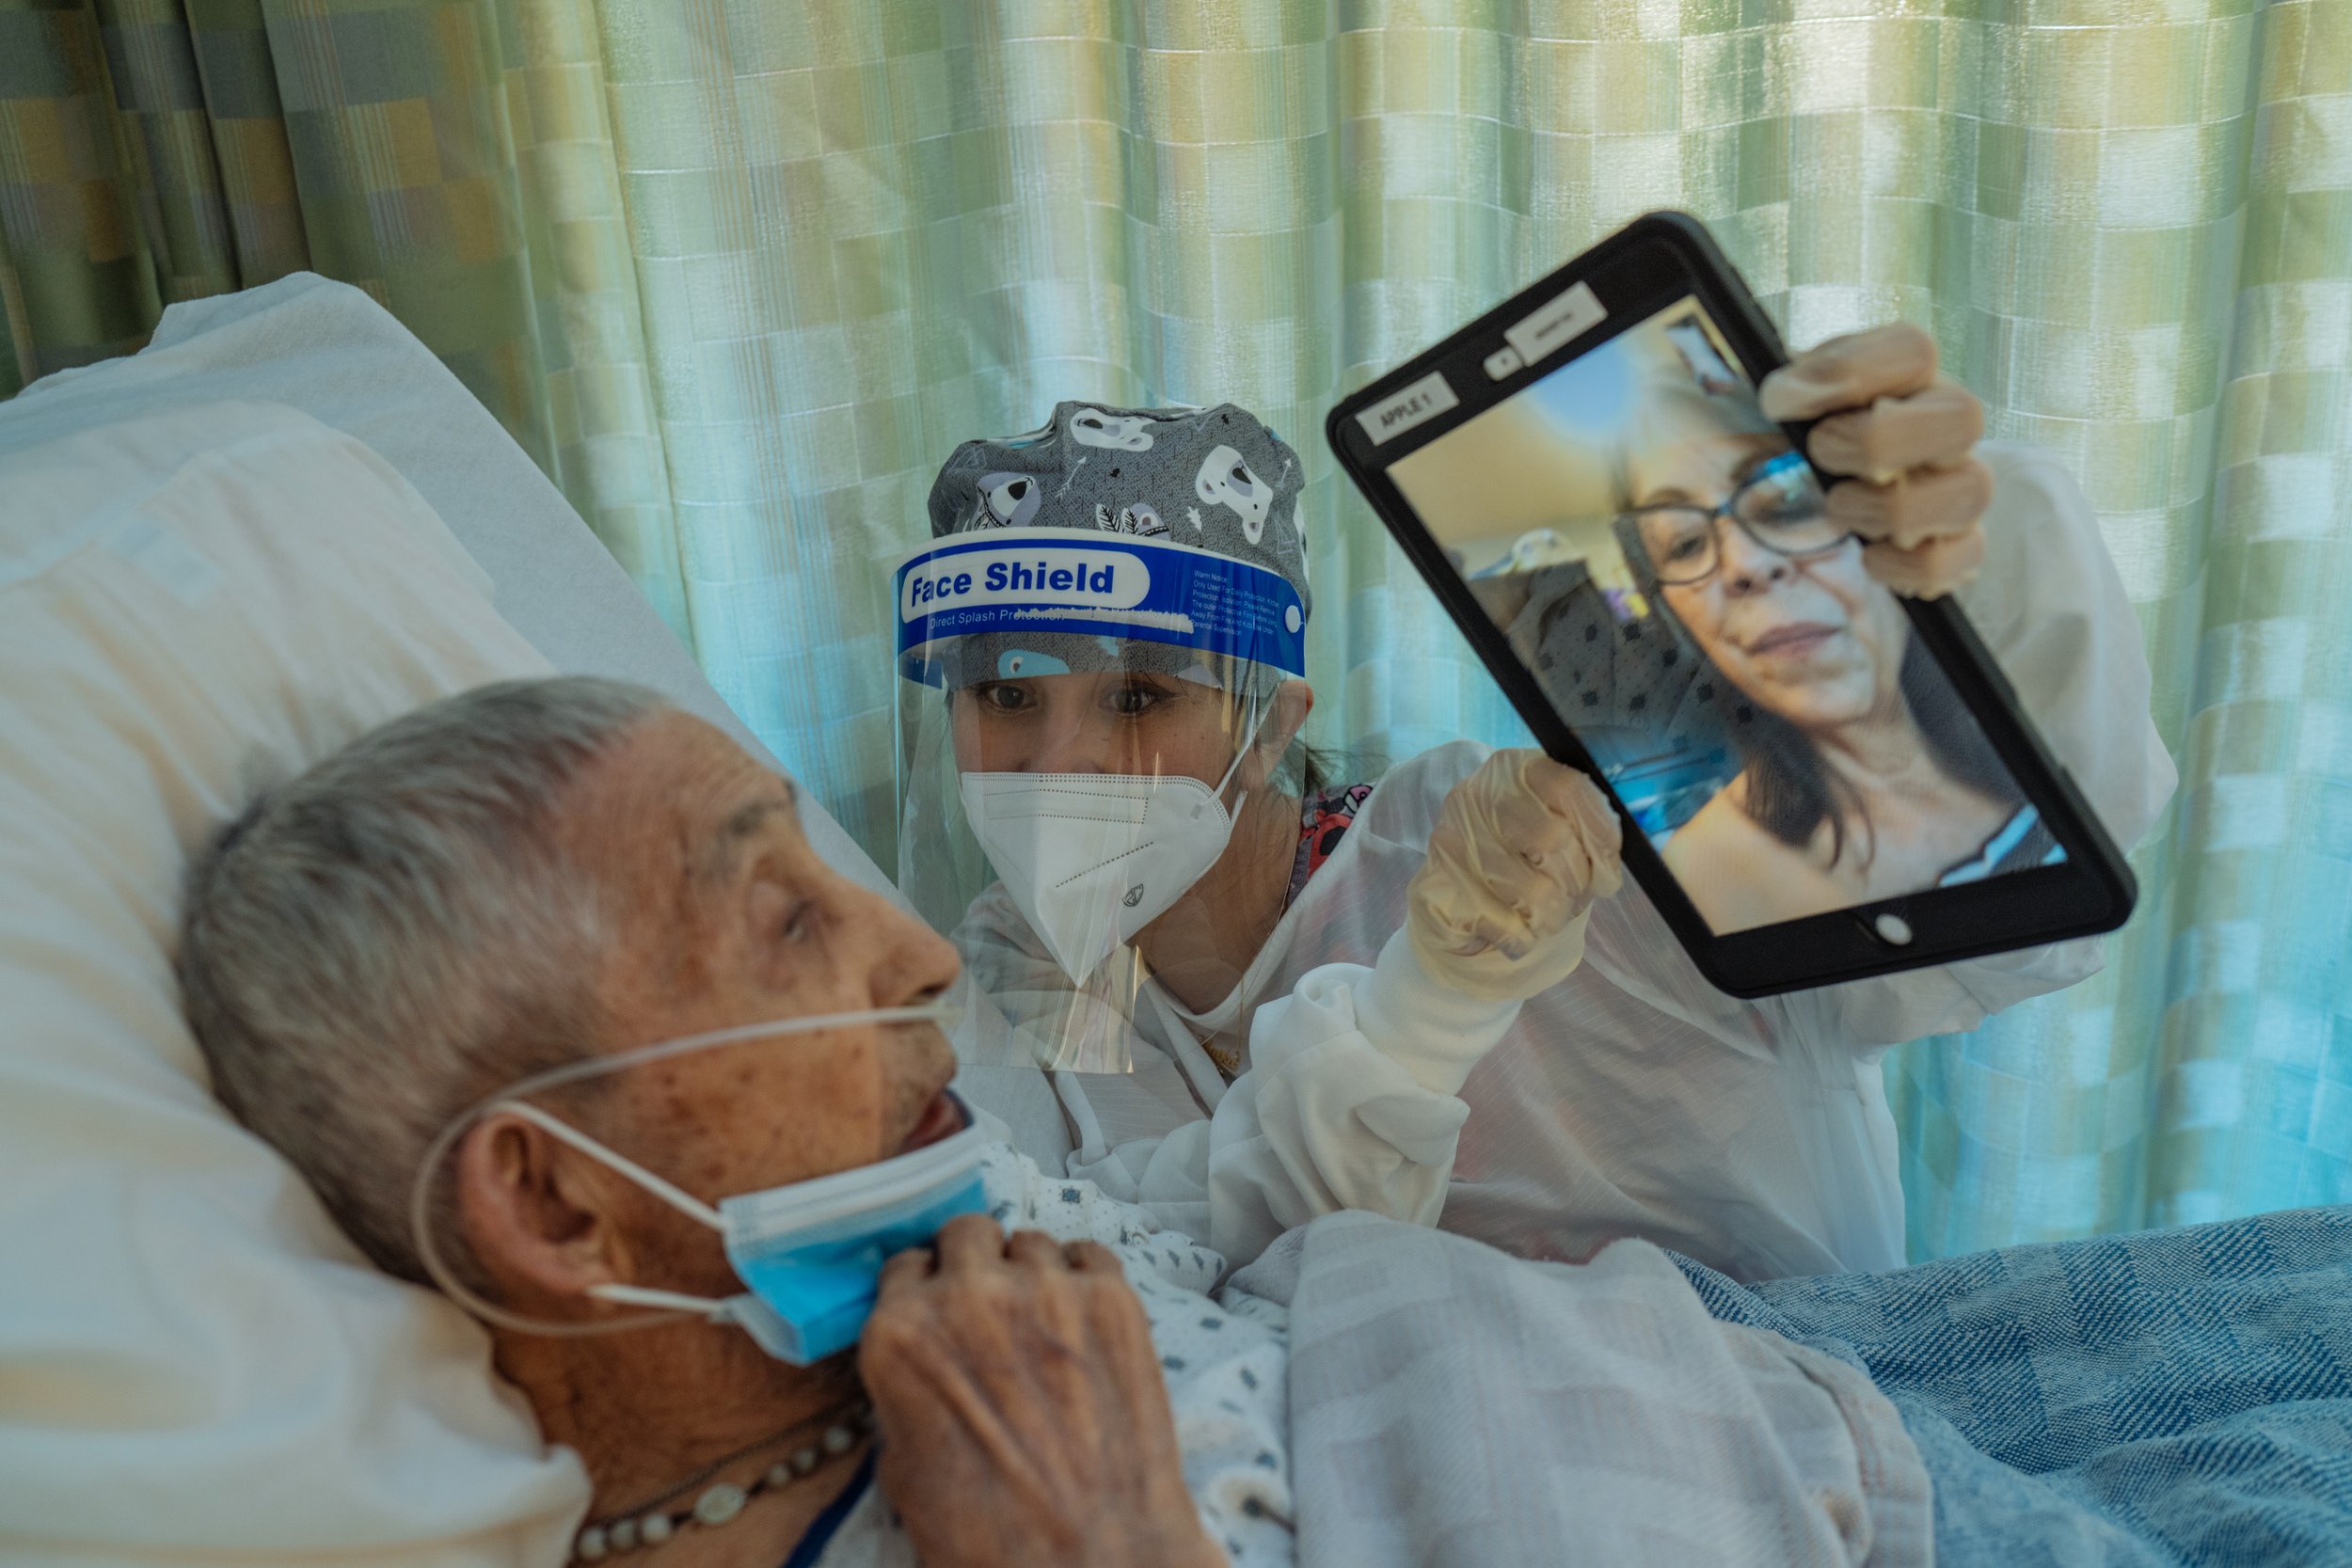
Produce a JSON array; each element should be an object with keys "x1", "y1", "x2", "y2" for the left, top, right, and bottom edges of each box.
[
  {"x1": 859, "y1": 1215, "x2": 1223, "y2": 1568},
  {"x1": 1760, "y1": 323, "x2": 1994, "y2": 599}
]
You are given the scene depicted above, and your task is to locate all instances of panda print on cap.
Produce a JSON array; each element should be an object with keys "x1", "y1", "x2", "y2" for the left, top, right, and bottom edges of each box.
[
  {"x1": 927, "y1": 403, "x2": 1312, "y2": 632},
  {"x1": 1068, "y1": 408, "x2": 1158, "y2": 451},
  {"x1": 1195, "y1": 444, "x2": 1273, "y2": 545},
  {"x1": 977, "y1": 472, "x2": 1042, "y2": 528}
]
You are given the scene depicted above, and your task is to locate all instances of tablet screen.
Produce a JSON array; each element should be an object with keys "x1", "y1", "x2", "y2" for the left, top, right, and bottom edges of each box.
[{"x1": 1386, "y1": 298, "x2": 2067, "y2": 933}]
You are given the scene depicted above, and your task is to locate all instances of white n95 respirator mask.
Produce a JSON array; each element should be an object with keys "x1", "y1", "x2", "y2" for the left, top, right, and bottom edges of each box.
[
  {"x1": 958, "y1": 710, "x2": 1264, "y2": 985},
  {"x1": 410, "y1": 1006, "x2": 988, "y2": 1365}
]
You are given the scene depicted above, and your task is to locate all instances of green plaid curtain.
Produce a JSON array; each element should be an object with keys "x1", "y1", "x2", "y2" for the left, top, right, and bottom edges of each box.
[{"x1": 3, "y1": 0, "x2": 2346, "y2": 1259}]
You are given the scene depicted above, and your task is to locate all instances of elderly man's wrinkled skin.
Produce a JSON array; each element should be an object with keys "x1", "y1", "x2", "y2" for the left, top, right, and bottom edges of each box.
[
  {"x1": 453, "y1": 710, "x2": 1218, "y2": 1568},
  {"x1": 862, "y1": 1216, "x2": 1222, "y2": 1568}
]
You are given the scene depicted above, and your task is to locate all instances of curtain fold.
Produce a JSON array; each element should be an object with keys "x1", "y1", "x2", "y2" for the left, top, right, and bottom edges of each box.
[{"x1": 2, "y1": 0, "x2": 2345, "y2": 1257}]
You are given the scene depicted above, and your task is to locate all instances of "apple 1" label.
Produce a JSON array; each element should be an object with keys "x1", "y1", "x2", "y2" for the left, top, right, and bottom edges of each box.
[{"x1": 1355, "y1": 371, "x2": 1461, "y2": 447}]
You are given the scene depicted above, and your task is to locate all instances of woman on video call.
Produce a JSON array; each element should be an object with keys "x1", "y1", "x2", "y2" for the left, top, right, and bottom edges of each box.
[{"x1": 1614, "y1": 379, "x2": 2065, "y2": 934}]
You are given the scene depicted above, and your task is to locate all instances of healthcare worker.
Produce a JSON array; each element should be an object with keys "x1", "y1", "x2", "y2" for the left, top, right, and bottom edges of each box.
[
  {"x1": 897, "y1": 407, "x2": 1622, "y2": 1264},
  {"x1": 897, "y1": 328, "x2": 2176, "y2": 1281}
]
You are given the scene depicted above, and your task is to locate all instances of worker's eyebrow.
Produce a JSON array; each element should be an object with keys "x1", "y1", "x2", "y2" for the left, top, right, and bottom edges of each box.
[{"x1": 699, "y1": 782, "x2": 798, "y2": 884}]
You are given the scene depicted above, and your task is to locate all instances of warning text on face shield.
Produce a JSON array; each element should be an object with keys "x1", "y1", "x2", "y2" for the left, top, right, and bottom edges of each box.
[{"x1": 899, "y1": 547, "x2": 1150, "y2": 621}]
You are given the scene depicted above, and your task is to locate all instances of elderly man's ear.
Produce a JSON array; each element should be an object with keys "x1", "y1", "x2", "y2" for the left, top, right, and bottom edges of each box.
[{"x1": 454, "y1": 1116, "x2": 629, "y2": 1306}]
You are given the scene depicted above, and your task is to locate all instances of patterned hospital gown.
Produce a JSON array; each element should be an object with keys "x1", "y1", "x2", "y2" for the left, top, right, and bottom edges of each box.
[{"x1": 807, "y1": 1145, "x2": 1295, "y2": 1568}]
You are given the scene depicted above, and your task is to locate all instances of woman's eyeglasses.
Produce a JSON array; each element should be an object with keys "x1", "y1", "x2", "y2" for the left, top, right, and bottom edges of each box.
[{"x1": 1629, "y1": 454, "x2": 1848, "y2": 586}]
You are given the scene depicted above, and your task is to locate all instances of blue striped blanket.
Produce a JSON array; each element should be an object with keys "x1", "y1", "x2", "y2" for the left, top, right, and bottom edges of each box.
[{"x1": 1675, "y1": 1206, "x2": 2352, "y2": 1566}]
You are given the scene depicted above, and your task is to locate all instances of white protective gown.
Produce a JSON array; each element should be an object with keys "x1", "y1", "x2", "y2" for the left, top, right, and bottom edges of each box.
[{"x1": 956, "y1": 444, "x2": 2178, "y2": 1280}]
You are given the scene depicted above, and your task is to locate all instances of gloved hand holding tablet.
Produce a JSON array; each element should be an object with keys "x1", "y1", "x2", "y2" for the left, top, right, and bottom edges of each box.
[
  {"x1": 1759, "y1": 324, "x2": 1994, "y2": 599},
  {"x1": 1327, "y1": 213, "x2": 2135, "y2": 996},
  {"x1": 1408, "y1": 749, "x2": 1624, "y2": 1003}
]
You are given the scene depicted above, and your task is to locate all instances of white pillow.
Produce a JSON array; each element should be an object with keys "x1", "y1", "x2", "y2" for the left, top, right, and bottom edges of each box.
[
  {"x1": 0, "y1": 401, "x2": 588, "y2": 1566},
  {"x1": 6, "y1": 272, "x2": 1074, "y2": 1173}
]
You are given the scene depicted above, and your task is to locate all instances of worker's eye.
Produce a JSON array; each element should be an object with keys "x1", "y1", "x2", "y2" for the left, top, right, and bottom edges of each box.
[
  {"x1": 974, "y1": 683, "x2": 1032, "y2": 714},
  {"x1": 778, "y1": 900, "x2": 816, "y2": 944},
  {"x1": 1106, "y1": 682, "x2": 1168, "y2": 717}
]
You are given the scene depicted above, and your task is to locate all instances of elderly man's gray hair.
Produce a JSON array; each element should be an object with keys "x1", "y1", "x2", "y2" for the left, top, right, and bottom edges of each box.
[{"x1": 179, "y1": 675, "x2": 671, "y2": 1285}]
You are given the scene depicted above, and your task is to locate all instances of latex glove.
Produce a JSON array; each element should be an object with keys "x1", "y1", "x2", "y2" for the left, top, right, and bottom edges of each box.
[
  {"x1": 1760, "y1": 322, "x2": 1994, "y2": 599},
  {"x1": 1406, "y1": 750, "x2": 1624, "y2": 1003}
]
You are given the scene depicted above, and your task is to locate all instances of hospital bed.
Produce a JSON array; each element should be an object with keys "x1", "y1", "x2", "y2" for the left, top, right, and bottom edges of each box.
[
  {"x1": 0, "y1": 275, "x2": 1065, "y2": 1567},
  {"x1": 8, "y1": 277, "x2": 2349, "y2": 1568}
]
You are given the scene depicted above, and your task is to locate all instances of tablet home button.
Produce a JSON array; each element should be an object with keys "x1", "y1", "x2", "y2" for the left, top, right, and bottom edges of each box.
[{"x1": 1871, "y1": 912, "x2": 1914, "y2": 946}]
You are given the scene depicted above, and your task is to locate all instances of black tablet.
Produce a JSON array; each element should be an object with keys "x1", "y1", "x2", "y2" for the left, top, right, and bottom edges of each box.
[{"x1": 1326, "y1": 212, "x2": 2136, "y2": 997}]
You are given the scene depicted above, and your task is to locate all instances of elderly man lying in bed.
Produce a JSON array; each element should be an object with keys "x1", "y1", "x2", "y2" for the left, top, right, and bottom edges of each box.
[
  {"x1": 181, "y1": 676, "x2": 1316, "y2": 1568},
  {"x1": 181, "y1": 677, "x2": 2352, "y2": 1568}
]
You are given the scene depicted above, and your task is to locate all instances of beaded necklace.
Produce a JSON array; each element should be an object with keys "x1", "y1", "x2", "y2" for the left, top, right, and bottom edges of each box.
[{"x1": 570, "y1": 1394, "x2": 874, "y2": 1562}]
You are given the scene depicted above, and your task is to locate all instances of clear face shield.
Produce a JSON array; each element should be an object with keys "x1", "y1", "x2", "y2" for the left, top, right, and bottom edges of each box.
[{"x1": 894, "y1": 527, "x2": 1310, "y2": 1074}]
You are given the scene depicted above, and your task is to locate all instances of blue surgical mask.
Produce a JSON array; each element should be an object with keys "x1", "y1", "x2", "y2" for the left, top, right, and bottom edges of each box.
[
  {"x1": 411, "y1": 1005, "x2": 987, "y2": 1365},
  {"x1": 500, "y1": 1093, "x2": 990, "y2": 1365}
]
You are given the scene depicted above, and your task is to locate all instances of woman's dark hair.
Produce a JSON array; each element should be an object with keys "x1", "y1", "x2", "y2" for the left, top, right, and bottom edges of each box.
[
  {"x1": 1229, "y1": 661, "x2": 1373, "y2": 803},
  {"x1": 1294, "y1": 740, "x2": 1360, "y2": 801},
  {"x1": 1730, "y1": 634, "x2": 2015, "y2": 866}
]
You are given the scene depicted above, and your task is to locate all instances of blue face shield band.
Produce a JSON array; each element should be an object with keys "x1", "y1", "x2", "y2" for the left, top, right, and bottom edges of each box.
[{"x1": 410, "y1": 1006, "x2": 988, "y2": 1365}]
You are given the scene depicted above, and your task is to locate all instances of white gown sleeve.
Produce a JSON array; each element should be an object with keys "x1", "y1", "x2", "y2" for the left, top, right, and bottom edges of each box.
[
  {"x1": 1144, "y1": 929, "x2": 1520, "y2": 1264},
  {"x1": 1774, "y1": 441, "x2": 2180, "y2": 1050},
  {"x1": 967, "y1": 872, "x2": 1518, "y2": 1267},
  {"x1": 1058, "y1": 926, "x2": 1515, "y2": 1269}
]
